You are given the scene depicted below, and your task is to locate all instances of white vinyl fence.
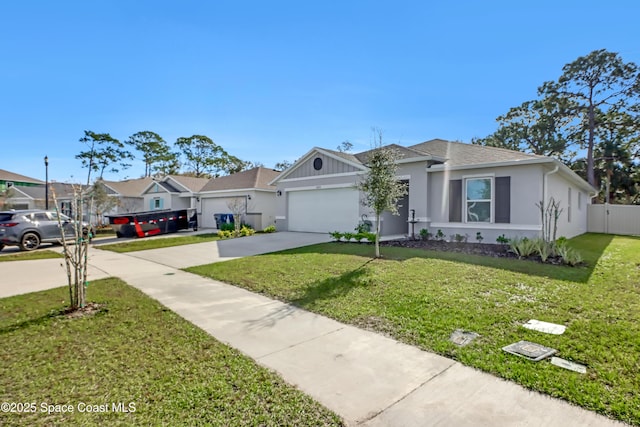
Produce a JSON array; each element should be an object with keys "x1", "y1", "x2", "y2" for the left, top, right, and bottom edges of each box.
[{"x1": 587, "y1": 204, "x2": 640, "y2": 236}]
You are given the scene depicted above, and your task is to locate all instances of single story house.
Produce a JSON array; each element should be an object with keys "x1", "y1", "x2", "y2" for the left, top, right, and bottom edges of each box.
[
  {"x1": 271, "y1": 139, "x2": 597, "y2": 241},
  {"x1": 4, "y1": 182, "x2": 89, "y2": 218},
  {"x1": 140, "y1": 175, "x2": 209, "y2": 212},
  {"x1": 101, "y1": 177, "x2": 154, "y2": 215},
  {"x1": 197, "y1": 167, "x2": 279, "y2": 230},
  {"x1": 1, "y1": 169, "x2": 45, "y2": 209}
]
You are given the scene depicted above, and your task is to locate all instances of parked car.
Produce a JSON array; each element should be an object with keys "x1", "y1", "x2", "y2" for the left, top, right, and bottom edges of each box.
[{"x1": 0, "y1": 210, "x2": 93, "y2": 251}]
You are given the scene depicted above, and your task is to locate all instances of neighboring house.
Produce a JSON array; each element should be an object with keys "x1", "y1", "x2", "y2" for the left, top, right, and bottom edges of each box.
[
  {"x1": 0, "y1": 169, "x2": 44, "y2": 209},
  {"x1": 0, "y1": 169, "x2": 44, "y2": 191},
  {"x1": 5, "y1": 182, "x2": 88, "y2": 218},
  {"x1": 101, "y1": 177, "x2": 154, "y2": 216},
  {"x1": 197, "y1": 167, "x2": 279, "y2": 230},
  {"x1": 271, "y1": 139, "x2": 597, "y2": 241},
  {"x1": 140, "y1": 175, "x2": 209, "y2": 212}
]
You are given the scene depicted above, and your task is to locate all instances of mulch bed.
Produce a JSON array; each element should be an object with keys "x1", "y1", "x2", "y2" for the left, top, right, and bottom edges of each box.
[{"x1": 381, "y1": 239, "x2": 515, "y2": 258}]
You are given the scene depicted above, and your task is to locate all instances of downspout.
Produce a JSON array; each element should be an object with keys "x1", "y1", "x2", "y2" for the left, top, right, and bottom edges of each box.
[{"x1": 542, "y1": 163, "x2": 559, "y2": 239}]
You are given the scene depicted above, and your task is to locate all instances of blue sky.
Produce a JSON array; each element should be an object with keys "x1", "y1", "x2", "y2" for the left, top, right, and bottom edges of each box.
[{"x1": 1, "y1": 1, "x2": 639, "y2": 182}]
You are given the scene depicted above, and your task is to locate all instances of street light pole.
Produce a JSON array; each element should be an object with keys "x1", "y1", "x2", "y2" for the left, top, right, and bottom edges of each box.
[{"x1": 44, "y1": 156, "x2": 49, "y2": 210}]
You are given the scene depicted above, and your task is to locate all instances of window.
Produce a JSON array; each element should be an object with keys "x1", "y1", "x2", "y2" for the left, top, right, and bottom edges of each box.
[
  {"x1": 154, "y1": 198, "x2": 161, "y2": 209},
  {"x1": 466, "y1": 177, "x2": 492, "y2": 222},
  {"x1": 578, "y1": 191, "x2": 582, "y2": 210},
  {"x1": 313, "y1": 157, "x2": 323, "y2": 170}
]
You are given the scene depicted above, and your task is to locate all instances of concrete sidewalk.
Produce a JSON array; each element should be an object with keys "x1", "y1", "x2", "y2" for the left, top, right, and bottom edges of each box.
[{"x1": 75, "y1": 248, "x2": 623, "y2": 427}]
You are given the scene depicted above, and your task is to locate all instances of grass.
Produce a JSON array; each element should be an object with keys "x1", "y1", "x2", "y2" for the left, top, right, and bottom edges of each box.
[
  {"x1": 0, "y1": 250, "x2": 63, "y2": 262},
  {"x1": 0, "y1": 279, "x2": 342, "y2": 426},
  {"x1": 187, "y1": 233, "x2": 640, "y2": 425},
  {"x1": 98, "y1": 233, "x2": 220, "y2": 253}
]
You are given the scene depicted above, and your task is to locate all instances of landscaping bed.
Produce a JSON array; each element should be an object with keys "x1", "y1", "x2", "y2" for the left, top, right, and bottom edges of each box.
[{"x1": 382, "y1": 239, "x2": 512, "y2": 258}]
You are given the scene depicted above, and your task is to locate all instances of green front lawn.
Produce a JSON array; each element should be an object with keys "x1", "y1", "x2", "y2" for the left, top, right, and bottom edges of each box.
[
  {"x1": 97, "y1": 233, "x2": 220, "y2": 253},
  {"x1": 0, "y1": 250, "x2": 63, "y2": 262},
  {"x1": 0, "y1": 279, "x2": 342, "y2": 426},
  {"x1": 187, "y1": 234, "x2": 640, "y2": 425}
]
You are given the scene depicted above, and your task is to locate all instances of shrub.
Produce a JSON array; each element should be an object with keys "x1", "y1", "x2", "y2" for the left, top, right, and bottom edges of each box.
[
  {"x1": 419, "y1": 228, "x2": 431, "y2": 241},
  {"x1": 509, "y1": 237, "x2": 537, "y2": 258},
  {"x1": 240, "y1": 225, "x2": 255, "y2": 237},
  {"x1": 496, "y1": 234, "x2": 509, "y2": 244},
  {"x1": 476, "y1": 231, "x2": 483, "y2": 243},
  {"x1": 342, "y1": 232, "x2": 355, "y2": 242},
  {"x1": 556, "y1": 244, "x2": 583, "y2": 266},
  {"x1": 354, "y1": 233, "x2": 364, "y2": 242},
  {"x1": 263, "y1": 225, "x2": 276, "y2": 233},
  {"x1": 217, "y1": 230, "x2": 233, "y2": 239},
  {"x1": 534, "y1": 239, "x2": 555, "y2": 262},
  {"x1": 329, "y1": 231, "x2": 344, "y2": 242},
  {"x1": 435, "y1": 229, "x2": 445, "y2": 241},
  {"x1": 219, "y1": 223, "x2": 235, "y2": 232},
  {"x1": 362, "y1": 232, "x2": 376, "y2": 242}
]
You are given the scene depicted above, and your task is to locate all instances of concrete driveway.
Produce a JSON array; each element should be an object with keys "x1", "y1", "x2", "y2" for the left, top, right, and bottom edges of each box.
[
  {"x1": 124, "y1": 231, "x2": 331, "y2": 269},
  {"x1": 0, "y1": 232, "x2": 329, "y2": 298}
]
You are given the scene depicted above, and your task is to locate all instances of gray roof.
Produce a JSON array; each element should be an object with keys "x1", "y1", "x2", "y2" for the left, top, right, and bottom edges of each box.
[
  {"x1": 408, "y1": 139, "x2": 545, "y2": 166},
  {"x1": 0, "y1": 169, "x2": 44, "y2": 185},
  {"x1": 200, "y1": 167, "x2": 280, "y2": 192},
  {"x1": 167, "y1": 175, "x2": 209, "y2": 192},
  {"x1": 315, "y1": 139, "x2": 542, "y2": 168},
  {"x1": 102, "y1": 177, "x2": 153, "y2": 197}
]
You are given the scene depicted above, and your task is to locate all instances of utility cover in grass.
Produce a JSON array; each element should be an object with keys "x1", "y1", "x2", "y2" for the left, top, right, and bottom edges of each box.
[
  {"x1": 450, "y1": 329, "x2": 480, "y2": 346},
  {"x1": 502, "y1": 340, "x2": 557, "y2": 361},
  {"x1": 522, "y1": 319, "x2": 566, "y2": 335},
  {"x1": 550, "y1": 357, "x2": 587, "y2": 374}
]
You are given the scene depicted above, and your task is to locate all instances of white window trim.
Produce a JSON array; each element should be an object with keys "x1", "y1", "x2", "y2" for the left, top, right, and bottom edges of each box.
[{"x1": 463, "y1": 174, "x2": 494, "y2": 224}]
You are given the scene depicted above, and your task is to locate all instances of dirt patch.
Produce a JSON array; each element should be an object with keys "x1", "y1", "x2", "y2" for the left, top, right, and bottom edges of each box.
[{"x1": 63, "y1": 302, "x2": 107, "y2": 319}]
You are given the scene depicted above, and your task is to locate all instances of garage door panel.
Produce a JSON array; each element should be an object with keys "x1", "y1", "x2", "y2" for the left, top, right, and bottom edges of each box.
[
  {"x1": 201, "y1": 198, "x2": 234, "y2": 228},
  {"x1": 288, "y1": 188, "x2": 359, "y2": 233}
]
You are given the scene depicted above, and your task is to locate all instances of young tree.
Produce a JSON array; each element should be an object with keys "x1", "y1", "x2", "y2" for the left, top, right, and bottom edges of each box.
[
  {"x1": 88, "y1": 179, "x2": 120, "y2": 226},
  {"x1": 126, "y1": 131, "x2": 179, "y2": 177},
  {"x1": 76, "y1": 130, "x2": 134, "y2": 185},
  {"x1": 540, "y1": 49, "x2": 640, "y2": 186},
  {"x1": 51, "y1": 185, "x2": 91, "y2": 310},
  {"x1": 226, "y1": 197, "x2": 247, "y2": 233},
  {"x1": 356, "y1": 130, "x2": 408, "y2": 258}
]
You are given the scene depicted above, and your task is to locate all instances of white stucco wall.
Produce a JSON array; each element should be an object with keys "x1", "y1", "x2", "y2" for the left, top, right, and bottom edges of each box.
[{"x1": 546, "y1": 172, "x2": 590, "y2": 239}]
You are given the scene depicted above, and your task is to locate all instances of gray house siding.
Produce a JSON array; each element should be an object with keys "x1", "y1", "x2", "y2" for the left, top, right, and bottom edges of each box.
[
  {"x1": 427, "y1": 164, "x2": 544, "y2": 242},
  {"x1": 286, "y1": 153, "x2": 360, "y2": 179}
]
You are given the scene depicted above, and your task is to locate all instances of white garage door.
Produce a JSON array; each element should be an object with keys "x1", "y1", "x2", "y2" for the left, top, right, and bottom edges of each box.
[
  {"x1": 201, "y1": 198, "x2": 235, "y2": 228},
  {"x1": 288, "y1": 187, "x2": 359, "y2": 233}
]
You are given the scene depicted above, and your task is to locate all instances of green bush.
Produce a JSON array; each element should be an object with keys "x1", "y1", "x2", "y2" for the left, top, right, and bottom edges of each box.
[
  {"x1": 435, "y1": 229, "x2": 445, "y2": 241},
  {"x1": 476, "y1": 231, "x2": 483, "y2": 243},
  {"x1": 240, "y1": 225, "x2": 255, "y2": 237},
  {"x1": 329, "y1": 231, "x2": 343, "y2": 241},
  {"x1": 263, "y1": 225, "x2": 276, "y2": 233},
  {"x1": 219, "y1": 223, "x2": 235, "y2": 232},
  {"x1": 509, "y1": 237, "x2": 537, "y2": 258},
  {"x1": 419, "y1": 228, "x2": 431, "y2": 241},
  {"x1": 362, "y1": 232, "x2": 376, "y2": 242},
  {"x1": 556, "y1": 244, "x2": 583, "y2": 266},
  {"x1": 342, "y1": 232, "x2": 355, "y2": 242},
  {"x1": 496, "y1": 234, "x2": 509, "y2": 244},
  {"x1": 217, "y1": 230, "x2": 233, "y2": 239}
]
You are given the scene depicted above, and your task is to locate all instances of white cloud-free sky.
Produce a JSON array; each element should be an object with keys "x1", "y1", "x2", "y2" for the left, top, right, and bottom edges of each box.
[{"x1": 2, "y1": 1, "x2": 638, "y2": 182}]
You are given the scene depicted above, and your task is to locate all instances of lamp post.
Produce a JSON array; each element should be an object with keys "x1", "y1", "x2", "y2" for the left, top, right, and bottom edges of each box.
[{"x1": 44, "y1": 156, "x2": 49, "y2": 210}]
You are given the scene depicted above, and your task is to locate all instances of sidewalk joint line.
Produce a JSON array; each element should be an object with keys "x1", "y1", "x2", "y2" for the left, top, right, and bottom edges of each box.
[
  {"x1": 356, "y1": 361, "x2": 457, "y2": 425},
  {"x1": 256, "y1": 326, "x2": 346, "y2": 360}
]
